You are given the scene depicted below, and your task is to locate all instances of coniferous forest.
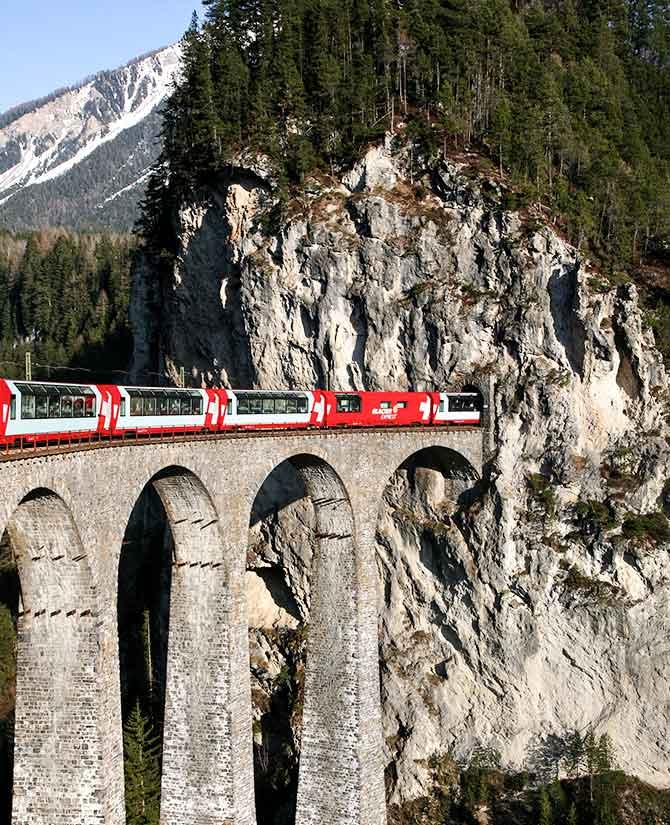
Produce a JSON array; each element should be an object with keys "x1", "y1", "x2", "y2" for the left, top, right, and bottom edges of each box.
[
  {"x1": 141, "y1": 0, "x2": 670, "y2": 275},
  {"x1": 0, "y1": 232, "x2": 135, "y2": 382}
]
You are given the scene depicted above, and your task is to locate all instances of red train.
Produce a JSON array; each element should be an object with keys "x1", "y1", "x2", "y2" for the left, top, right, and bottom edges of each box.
[{"x1": 0, "y1": 380, "x2": 481, "y2": 447}]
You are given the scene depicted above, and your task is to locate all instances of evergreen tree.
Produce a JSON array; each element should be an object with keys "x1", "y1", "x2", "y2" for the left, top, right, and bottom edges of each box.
[
  {"x1": 564, "y1": 730, "x2": 586, "y2": 779},
  {"x1": 0, "y1": 230, "x2": 135, "y2": 380},
  {"x1": 123, "y1": 701, "x2": 161, "y2": 825},
  {"x1": 585, "y1": 728, "x2": 598, "y2": 804},
  {"x1": 538, "y1": 787, "x2": 553, "y2": 825},
  {"x1": 593, "y1": 733, "x2": 619, "y2": 825},
  {"x1": 567, "y1": 801, "x2": 578, "y2": 825},
  {"x1": 136, "y1": 0, "x2": 670, "y2": 278}
]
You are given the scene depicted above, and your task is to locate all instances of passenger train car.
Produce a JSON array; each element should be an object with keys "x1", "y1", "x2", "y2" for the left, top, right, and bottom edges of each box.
[{"x1": 0, "y1": 379, "x2": 481, "y2": 447}]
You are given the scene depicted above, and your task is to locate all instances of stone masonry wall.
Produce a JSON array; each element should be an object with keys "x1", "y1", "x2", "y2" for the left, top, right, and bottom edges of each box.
[
  {"x1": 7, "y1": 492, "x2": 110, "y2": 825},
  {"x1": 153, "y1": 472, "x2": 249, "y2": 825},
  {"x1": 0, "y1": 428, "x2": 482, "y2": 825}
]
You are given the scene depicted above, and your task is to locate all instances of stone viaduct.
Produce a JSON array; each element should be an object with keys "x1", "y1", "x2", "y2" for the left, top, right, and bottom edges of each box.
[{"x1": 0, "y1": 426, "x2": 482, "y2": 825}]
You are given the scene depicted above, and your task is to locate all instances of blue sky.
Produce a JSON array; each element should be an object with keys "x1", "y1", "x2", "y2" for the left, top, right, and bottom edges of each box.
[{"x1": 0, "y1": 0, "x2": 203, "y2": 113}]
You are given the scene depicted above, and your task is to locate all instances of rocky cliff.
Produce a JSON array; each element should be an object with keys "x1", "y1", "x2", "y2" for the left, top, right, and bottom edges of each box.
[{"x1": 130, "y1": 140, "x2": 670, "y2": 803}]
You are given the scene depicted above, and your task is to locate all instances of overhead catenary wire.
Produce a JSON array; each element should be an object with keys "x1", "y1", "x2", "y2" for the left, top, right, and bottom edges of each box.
[{"x1": 0, "y1": 358, "x2": 172, "y2": 384}]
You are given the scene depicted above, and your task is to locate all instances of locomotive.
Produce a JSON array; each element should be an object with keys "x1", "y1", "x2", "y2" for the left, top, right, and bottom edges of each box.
[{"x1": 0, "y1": 379, "x2": 481, "y2": 447}]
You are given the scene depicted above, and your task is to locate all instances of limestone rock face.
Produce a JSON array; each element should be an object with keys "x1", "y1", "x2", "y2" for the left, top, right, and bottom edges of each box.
[{"x1": 131, "y1": 143, "x2": 670, "y2": 799}]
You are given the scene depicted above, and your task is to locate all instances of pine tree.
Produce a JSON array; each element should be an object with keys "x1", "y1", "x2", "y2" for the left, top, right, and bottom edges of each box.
[
  {"x1": 564, "y1": 730, "x2": 586, "y2": 779},
  {"x1": 567, "y1": 802, "x2": 578, "y2": 825},
  {"x1": 491, "y1": 93, "x2": 513, "y2": 174},
  {"x1": 538, "y1": 787, "x2": 553, "y2": 825},
  {"x1": 596, "y1": 733, "x2": 616, "y2": 774},
  {"x1": 181, "y1": 13, "x2": 217, "y2": 180},
  {"x1": 17, "y1": 235, "x2": 41, "y2": 336},
  {"x1": 593, "y1": 733, "x2": 619, "y2": 825},
  {"x1": 123, "y1": 702, "x2": 161, "y2": 825},
  {"x1": 585, "y1": 728, "x2": 598, "y2": 804}
]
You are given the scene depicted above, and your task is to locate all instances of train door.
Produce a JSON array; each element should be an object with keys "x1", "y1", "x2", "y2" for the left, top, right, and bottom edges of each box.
[
  {"x1": 310, "y1": 391, "x2": 327, "y2": 427},
  {"x1": 204, "y1": 388, "x2": 226, "y2": 431},
  {"x1": 0, "y1": 380, "x2": 12, "y2": 442},
  {"x1": 96, "y1": 384, "x2": 122, "y2": 435},
  {"x1": 432, "y1": 392, "x2": 449, "y2": 424}
]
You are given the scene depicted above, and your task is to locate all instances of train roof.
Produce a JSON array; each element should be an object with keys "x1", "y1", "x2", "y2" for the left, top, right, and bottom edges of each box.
[{"x1": 9, "y1": 380, "x2": 96, "y2": 395}]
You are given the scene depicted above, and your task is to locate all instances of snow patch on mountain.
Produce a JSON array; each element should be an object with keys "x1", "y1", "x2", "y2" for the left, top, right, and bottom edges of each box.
[{"x1": 100, "y1": 169, "x2": 154, "y2": 207}]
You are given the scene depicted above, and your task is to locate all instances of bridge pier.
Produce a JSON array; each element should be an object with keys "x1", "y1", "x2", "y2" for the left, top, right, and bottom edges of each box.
[
  {"x1": 7, "y1": 492, "x2": 121, "y2": 825},
  {"x1": 153, "y1": 471, "x2": 256, "y2": 825},
  {"x1": 293, "y1": 457, "x2": 386, "y2": 825}
]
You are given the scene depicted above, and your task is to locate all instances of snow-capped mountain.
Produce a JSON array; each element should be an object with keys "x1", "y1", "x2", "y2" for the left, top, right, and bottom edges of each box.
[{"x1": 0, "y1": 45, "x2": 181, "y2": 231}]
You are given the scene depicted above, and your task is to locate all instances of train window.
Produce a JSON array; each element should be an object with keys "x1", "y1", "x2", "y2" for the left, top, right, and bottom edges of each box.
[
  {"x1": 192, "y1": 396, "x2": 203, "y2": 415},
  {"x1": 73, "y1": 397, "x2": 85, "y2": 417},
  {"x1": 48, "y1": 395, "x2": 61, "y2": 418},
  {"x1": 35, "y1": 395, "x2": 48, "y2": 418},
  {"x1": 130, "y1": 395, "x2": 143, "y2": 416},
  {"x1": 336, "y1": 395, "x2": 361, "y2": 413},
  {"x1": 167, "y1": 395, "x2": 179, "y2": 415},
  {"x1": 234, "y1": 392, "x2": 308, "y2": 415},
  {"x1": 449, "y1": 396, "x2": 478, "y2": 412},
  {"x1": 157, "y1": 394, "x2": 168, "y2": 415},
  {"x1": 179, "y1": 397, "x2": 190, "y2": 415},
  {"x1": 9, "y1": 396, "x2": 15, "y2": 420},
  {"x1": 227, "y1": 399, "x2": 233, "y2": 415},
  {"x1": 380, "y1": 401, "x2": 391, "y2": 410},
  {"x1": 397, "y1": 401, "x2": 407, "y2": 408},
  {"x1": 144, "y1": 396, "x2": 157, "y2": 416},
  {"x1": 439, "y1": 399, "x2": 446, "y2": 412},
  {"x1": 120, "y1": 398, "x2": 127, "y2": 417},
  {"x1": 61, "y1": 395, "x2": 73, "y2": 418},
  {"x1": 85, "y1": 396, "x2": 96, "y2": 417},
  {"x1": 21, "y1": 394, "x2": 35, "y2": 419}
]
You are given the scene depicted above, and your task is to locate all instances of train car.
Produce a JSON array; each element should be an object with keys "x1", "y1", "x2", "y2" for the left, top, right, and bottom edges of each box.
[
  {"x1": 432, "y1": 392, "x2": 481, "y2": 425},
  {"x1": 0, "y1": 378, "x2": 482, "y2": 448},
  {"x1": 322, "y1": 391, "x2": 434, "y2": 428},
  {"x1": 111, "y1": 386, "x2": 228, "y2": 436},
  {"x1": 223, "y1": 389, "x2": 326, "y2": 430},
  {"x1": 321, "y1": 391, "x2": 481, "y2": 427},
  {"x1": 0, "y1": 379, "x2": 101, "y2": 445}
]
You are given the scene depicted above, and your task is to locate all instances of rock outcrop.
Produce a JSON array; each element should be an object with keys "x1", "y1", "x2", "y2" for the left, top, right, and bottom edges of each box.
[{"x1": 131, "y1": 140, "x2": 670, "y2": 801}]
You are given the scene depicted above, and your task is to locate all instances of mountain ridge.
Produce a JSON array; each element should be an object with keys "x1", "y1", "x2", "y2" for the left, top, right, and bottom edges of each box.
[
  {"x1": 0, "y1": 44, "x2": 180, "y2": 231},
  {"x1": 0, "y1": 45, "x2": 171, "y2": 130}
]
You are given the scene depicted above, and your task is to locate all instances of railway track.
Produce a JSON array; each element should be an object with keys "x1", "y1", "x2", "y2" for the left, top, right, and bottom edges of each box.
[{"x1": 0, "y1": 425, "x2": 479, "y2": 463}]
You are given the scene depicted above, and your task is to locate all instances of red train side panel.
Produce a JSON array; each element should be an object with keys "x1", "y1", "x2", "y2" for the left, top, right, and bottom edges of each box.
[
  {"x1": 322, "y1": 391, "x2": 436, "y2": 428},
  {"x1": 0, "y1": 380, "x2": 11, "y2": 441}
]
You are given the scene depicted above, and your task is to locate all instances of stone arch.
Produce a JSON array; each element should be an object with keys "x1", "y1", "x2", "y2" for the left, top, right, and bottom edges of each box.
[
  {"x1": 4, "y1": 488, "x2": 110, "y2": 825},
  {"x1": 374, "y1": 445, "x2": 480, "y2": 805},
  {"x1": 118, "y1": 465, "x2": 251, "y2": 825},
  {"x1": 381, "y1": 445, "x2": 480, "y2": 515},
  {"x1": 248, "y1": 452, "x2": 385, "y2": 825}
]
